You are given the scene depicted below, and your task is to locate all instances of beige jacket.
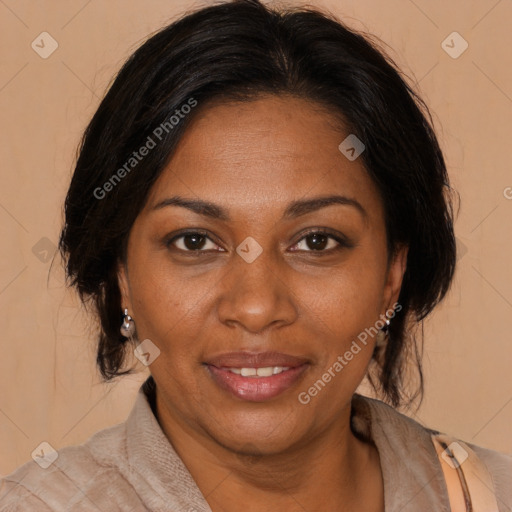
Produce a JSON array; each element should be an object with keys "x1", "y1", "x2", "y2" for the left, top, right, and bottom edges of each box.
[{"x1": 1, "y1": 377, "x2": 511, "y2": 511}]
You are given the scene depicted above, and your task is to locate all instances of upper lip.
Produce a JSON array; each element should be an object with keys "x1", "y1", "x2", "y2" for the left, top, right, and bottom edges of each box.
[{"x1": 205, "y1": 351, "x2": 310, "y2": 369}]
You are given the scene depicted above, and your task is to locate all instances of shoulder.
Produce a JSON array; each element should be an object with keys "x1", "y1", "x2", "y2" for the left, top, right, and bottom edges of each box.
[
  {"x1": 0, "y1": 421, "x2": 140, "y2": 512},
  {"x1": 0, "y1": 483, "x2": 49, "y2": 512},
  {"x1": 353, "y1": 393, "x2": 512, "y2": 510},
  {"x1": 464, "y1": 440, "x2": 512, "y2": 508}
]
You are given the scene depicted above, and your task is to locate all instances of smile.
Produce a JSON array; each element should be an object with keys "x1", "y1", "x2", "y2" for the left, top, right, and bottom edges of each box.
[
  {"x1": 225, "y1": 366, "x2": 290, "y2": 376},
  {"x1": 206, "y1": 363, "x2": 309, "y2": 401}
]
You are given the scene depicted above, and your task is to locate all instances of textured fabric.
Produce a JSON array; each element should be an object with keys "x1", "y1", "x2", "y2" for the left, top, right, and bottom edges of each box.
[{"x1": 1, "y1": 377, "x2": 511, "y2": 511}]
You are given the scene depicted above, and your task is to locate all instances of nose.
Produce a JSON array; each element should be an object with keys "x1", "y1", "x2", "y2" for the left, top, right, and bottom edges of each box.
[{"x1": 216, "y1": 245, "x2": 298, "y2": 334}]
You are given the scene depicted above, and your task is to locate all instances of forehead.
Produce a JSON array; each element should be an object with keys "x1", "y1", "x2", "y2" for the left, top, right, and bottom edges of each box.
[{"x1": 145, "y1": 95, "x2": 383, "y2": 220}]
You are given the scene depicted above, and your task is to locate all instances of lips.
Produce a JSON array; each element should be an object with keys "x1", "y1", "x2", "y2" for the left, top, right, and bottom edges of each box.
[
  {"x1": 204, "y1": 351, "x2": 310, "y2": 401},
  {"x1": 205, "y1": 351, "x2": 310, "y2": 369}
]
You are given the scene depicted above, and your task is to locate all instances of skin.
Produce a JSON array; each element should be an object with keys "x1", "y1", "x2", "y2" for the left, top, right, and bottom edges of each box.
[{"x1": 118, "y1": 95, "x2": 408, "y2": 512}]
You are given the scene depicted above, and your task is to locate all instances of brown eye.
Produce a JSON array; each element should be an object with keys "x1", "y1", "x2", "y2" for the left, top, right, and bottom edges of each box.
[
  {"x1": 304, "y1": 233, "x2": 330, "y2": 250},
  {"x1": 181, "y1": 233, "x2": 208, "y2": 250},
  {"x1": 291, "y1": 230, "x2": 347, "y2": 252},
  {"x1": 167, "y1": 231, "x2": 221, "y2": 252}
]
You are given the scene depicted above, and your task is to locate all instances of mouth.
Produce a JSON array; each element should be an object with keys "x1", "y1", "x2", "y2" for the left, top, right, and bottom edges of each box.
[{"x1": 204, "y1": 351, "x2": 310, "y2": 402}]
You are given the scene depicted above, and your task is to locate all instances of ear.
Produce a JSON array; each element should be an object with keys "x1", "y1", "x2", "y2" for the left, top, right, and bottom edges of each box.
[
  {"x1": 381, "y1": 244, "x2": 408, "y2": 313},
  {"x1": 117, "y1": 261, "x2": 133, "y2": 312}
]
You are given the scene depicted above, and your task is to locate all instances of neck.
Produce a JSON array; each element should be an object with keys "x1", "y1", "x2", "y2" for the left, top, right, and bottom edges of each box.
[{"x1": 154, "y1": 388, "x2": 383, "y2": 512}]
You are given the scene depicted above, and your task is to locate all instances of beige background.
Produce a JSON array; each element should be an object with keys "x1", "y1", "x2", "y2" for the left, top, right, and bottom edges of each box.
[{"x1": 1, "y1": 0, "x2": 511, "y2": 476}]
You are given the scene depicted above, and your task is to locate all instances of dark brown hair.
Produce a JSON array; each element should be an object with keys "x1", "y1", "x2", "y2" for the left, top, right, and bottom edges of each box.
[{"x1": 59, "y1": 0, "x2": 457, "y2": 408}]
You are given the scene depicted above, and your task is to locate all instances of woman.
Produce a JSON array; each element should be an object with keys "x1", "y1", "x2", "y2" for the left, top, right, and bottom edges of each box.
[{"x1": 0, "y1": 0, "x2": 510, "y2": 510}]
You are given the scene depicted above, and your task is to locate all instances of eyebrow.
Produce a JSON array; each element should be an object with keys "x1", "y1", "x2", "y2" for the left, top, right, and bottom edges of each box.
[{"x1": 151, "y1": 194, "x2": 368, "y2": 222}]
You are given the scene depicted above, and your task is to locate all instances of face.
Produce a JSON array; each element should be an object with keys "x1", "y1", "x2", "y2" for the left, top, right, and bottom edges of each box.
[{"x1": 118, "y1": 95, "x2": 407, "y2": 455}]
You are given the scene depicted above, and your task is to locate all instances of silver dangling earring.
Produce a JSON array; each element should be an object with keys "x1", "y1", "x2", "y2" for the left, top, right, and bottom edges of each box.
[
  {"x1": 120, "y1": 308, "x2": 136, "y2": 339},
  {"x1": 375, "y1": 312, "x2": 391, "y2": 348}
]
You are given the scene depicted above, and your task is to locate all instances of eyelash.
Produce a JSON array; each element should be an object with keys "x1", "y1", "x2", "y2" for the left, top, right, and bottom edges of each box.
[{"x1": 164, "y1": 228, "x2": 352, "y2": 255}]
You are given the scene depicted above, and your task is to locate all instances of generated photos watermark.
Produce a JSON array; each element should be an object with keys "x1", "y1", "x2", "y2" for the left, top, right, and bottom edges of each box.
[
  {"x1": 93, "y1": 97, "x2": 198, "y2": 200},
  {"x1": 298, "y1": 302, "x2": 402, "y2": 405}
]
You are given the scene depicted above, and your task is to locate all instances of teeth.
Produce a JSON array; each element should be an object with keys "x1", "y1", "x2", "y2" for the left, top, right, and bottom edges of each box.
[
  {"x1": 255, "y1": 367, "x2": 273, "y2": 377},
  {"x1": 227, "y1": 366, "x2": 290, "y2": 377}
]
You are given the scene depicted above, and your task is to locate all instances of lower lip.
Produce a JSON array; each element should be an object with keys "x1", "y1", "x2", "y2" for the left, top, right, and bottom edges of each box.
[{"x1": 206, "y1": 364, "x2": 309, "y2": 402}]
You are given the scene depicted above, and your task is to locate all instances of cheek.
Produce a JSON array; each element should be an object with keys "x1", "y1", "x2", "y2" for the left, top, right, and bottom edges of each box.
[
  {"x1": 294, "y1": 259, "x2": 385, "y2": 407},
  {"x1": 127, "y1": 250, "x2": 218, "y2": 355},
  {"x1": 300, "y1": 253, "x2": 386, "y2": 339}
]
